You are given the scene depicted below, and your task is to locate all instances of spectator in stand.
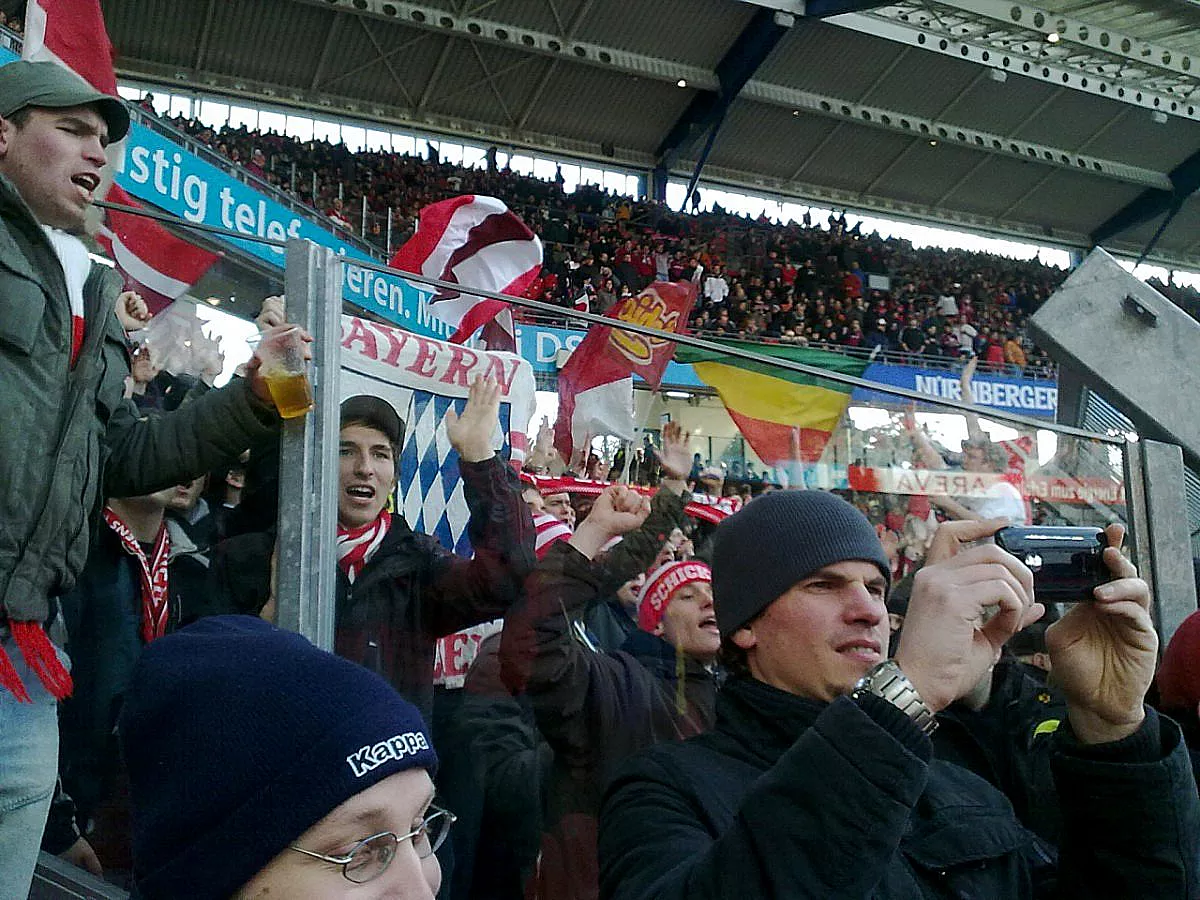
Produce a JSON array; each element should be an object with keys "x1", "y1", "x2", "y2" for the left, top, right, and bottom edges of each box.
[
  {"x1": 326, "y1": 195, "x2": 352, "y2": 229},
  {"x1": 163, "y1": 474, "x2": 211, "y2": 548},
  {"x1": 1004, "y1": 332, "x2": 1027, "y2": 373},
  {"x1": 500, "y1": 485, "x2": 720, "y2": 900},
  {"x1": 245, "y1": 147, "x2": 267, "y2": 180},
  {"x1": 898, "y1": 315, "x2": 926, "y2": 354},
  {"x1": 44, "y1": 484, "x2": 216, "y2": 881},
  {"x1": 216, "y1": 384, "x2": 535, "y2": 723},
  {"x1": 0, "y1": 62, "x2": 304, "y2": 898},
  {"x1": 119, "y1": 616, "x2": 448, "y2": 900},
  {"x1": 702, "y1": 264, "x2": 729, "y2": 306},
  {"x1": 598, "y1": 492, "x2": 1199, "y2": 899},
  {"x1": 156, "y1": 108, "x2": 1161, "y2": 368}
]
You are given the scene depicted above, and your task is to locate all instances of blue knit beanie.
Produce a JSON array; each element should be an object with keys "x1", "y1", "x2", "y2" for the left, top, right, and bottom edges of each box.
[
  {"x1": 713, "y1": 490, "x2": 891, "y2": 637},
  {"x1": 120, "y1": 616, "x2": 437, "y2": 900}
]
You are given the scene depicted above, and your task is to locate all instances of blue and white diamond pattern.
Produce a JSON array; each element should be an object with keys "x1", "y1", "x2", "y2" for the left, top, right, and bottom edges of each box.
[{"x1": 398, "y1": 391, "x2": 512, "y2": 556}]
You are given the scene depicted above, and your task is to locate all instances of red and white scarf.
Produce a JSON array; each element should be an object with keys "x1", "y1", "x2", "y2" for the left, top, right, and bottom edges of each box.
[
  {"x1": 103, "y1": 508, "x2": 172, "y2": 644},
  {"x1": 43, "y1": 226, "x2": 90, "y2": 367},
  {"x1": 337, "y1": 511, "x2": 391, "y2": 584}
]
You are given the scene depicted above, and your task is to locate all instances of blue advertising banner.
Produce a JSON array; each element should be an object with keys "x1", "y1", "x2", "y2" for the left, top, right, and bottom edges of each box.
[
  {"x1": 854, "y1": 362, "x2": 1058, "y2": 418},
  {"x1": 114, "y1": 123, "x2": 453, "y2": 340}
]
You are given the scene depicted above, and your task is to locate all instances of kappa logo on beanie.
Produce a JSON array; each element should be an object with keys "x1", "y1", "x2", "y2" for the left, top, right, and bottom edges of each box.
[{"x1": 347, "y1": 731, "x2": 432, "y2": 778}]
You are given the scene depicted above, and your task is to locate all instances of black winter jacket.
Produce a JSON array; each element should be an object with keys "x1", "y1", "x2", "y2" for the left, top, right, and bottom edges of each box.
[
  {"x1": 333, "y1": 456, "x2": 535, "y2": 722},
  {"x1": 501, "y1": 541, "x2": 718, "y2": 900},
  {"x1": 600, "y1": 675, "x2": 1200, "y2": 900},
  {"x1": 934, "y1": 656, "x2": 1068, "y2": 846}
]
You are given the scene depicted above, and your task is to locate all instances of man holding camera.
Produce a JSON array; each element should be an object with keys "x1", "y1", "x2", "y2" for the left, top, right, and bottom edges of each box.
[{"x1": 599, "y1": 490, "x2": 1199, "y2": 899}]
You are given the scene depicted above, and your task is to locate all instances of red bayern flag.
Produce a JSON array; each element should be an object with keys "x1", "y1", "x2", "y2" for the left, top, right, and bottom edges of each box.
[{"x1": 554, "y1": 281, "x2": 697, "y2": 461}]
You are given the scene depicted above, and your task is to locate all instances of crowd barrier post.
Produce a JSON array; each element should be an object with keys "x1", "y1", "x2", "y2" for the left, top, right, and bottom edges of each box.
[
  {"x1": 275, "y1": 239, "x2": 343, "y2": 650},
  {"x1": 1123, "y1": 438, "x2": 1197, "y2": 645}
]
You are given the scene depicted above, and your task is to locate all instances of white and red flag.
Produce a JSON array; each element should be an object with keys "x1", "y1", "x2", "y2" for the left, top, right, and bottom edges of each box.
[
  {"x1": 24, "y1": 0, "x2": 218, "y2": 308},
  {"x1": 389, "y1": 195, "x2": 542, "y2": 352},
  {"x1": 554, "y1": 281, "x2": 697, "y2": 462},
  {"x1": 94, "y1": 184, "x2": 220, "y2": 314}
]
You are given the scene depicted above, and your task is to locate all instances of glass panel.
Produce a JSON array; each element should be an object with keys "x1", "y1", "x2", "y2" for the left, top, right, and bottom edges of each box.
[
  {"x1": 313, "y1": 119, "x2": 341, "y2": 144},
  {"x1": 117, "y1": 85, "x2": 142, "y2": 101},
  {"x1": 198, "y1": 100, "x2": 230, "y2": 129},
  {"x1": 168, "y1": 95, "x2": 193, "y2": 119},
  {"x1": 228, "y1": 104, "x2": 258, "y2": 129},
  {"x1": 580, "y1": 166, "x2": 604, "y2": 187},
  {"x1": 603, "y1": 170, "x2": 626, "y2": 195},
  {"x1": 510, "y1": 155, "x2": 534, "y2": 175},
  {"x1": 394, "y1": 134, "x2": 416, "y2": 156},
  {"x1": 285, "y1": 115, "x2": 315, "y2": 142},
  {"x1": 533, "y1": 158, "x2": 557, "y2": 182},
  {"x1": 342, "y1": 125, "x2": 366, "y2": 152},
  {"x1": 366, "y1": 129, "x2": 391, "y2": 151},
  {"x1": 259, "y1": 110, "x2": 286, "y2": 135},
  {"x1": 440, "y1": 142, "x2": 464, "y2": 166},
  {"x1": 559, "y1": 164, "x2": 580, "y2": 193},
  {"x1": 462, "y1": 146, "x2": 486, "y2": 169},
  {"x1": 665, "y1": 181, "x2": 687, "y2": 210}
]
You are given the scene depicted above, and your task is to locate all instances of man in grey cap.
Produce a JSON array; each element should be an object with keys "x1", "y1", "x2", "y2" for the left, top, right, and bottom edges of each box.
[
  {"x1": 0, "y1": 60, "x2": 305, "y2": 895},
  {"x1": 599, "y1": 490, "x2": 1199, "y2": 899}
]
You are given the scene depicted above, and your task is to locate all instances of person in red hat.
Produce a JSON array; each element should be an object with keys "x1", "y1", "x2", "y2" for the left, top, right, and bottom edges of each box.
[{"x1": 499, "y1": 484, "x2": 719, "y2": 900}]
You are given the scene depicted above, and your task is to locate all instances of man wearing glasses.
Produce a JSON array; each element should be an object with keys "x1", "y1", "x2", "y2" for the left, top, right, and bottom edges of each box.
[{"x1": 119, "y1": 615, "x2": 456, "y2": 898}]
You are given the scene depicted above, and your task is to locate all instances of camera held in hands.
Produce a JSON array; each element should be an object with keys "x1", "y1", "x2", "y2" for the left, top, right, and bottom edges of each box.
[{"x1": 994, "y1": 526, "x2": 1110, "y2": 603}]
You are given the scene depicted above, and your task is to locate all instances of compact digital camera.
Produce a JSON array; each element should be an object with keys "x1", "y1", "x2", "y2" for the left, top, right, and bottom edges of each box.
[{"x1": 994, "y1": 525, "x2": 1110, "y2": 603}]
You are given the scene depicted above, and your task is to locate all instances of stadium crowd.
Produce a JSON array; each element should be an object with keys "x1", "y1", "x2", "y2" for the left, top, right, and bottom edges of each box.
[
  {"x1": 165, "y1": 113, "x2": 1183, "y2": 376},
  {"x1": 3, "y1": 56, "x2": 1200, "y2": 900}
]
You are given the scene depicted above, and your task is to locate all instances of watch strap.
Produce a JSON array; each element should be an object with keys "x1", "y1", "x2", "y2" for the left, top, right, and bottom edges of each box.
[{"x1": 852, "y1": 660, "x2": 938, "y2": 736}]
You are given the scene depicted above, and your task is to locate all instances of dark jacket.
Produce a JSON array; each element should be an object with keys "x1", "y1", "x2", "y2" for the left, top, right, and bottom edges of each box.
[
  {"x1": 934, "y1": 656, "x2": 1068, "y2": 846},
  {"x1": 0, "y1": 174, "x2": 278, "y2": 629},
  {"x1": 333, "y1": 456, "x2": 535, "y2": 721},
  {"x1": 47, "y1": 518, "x2": 211, "y2": 854},
  {"x1": 501, "y1": 541, "x2": 718, "y2": 900},
  {"x1": 437, "y1": 632, "x2": 552, "y2": 900},
  {"x1": 599, "y1": 675, "x2": 1200, "y2": 900}
]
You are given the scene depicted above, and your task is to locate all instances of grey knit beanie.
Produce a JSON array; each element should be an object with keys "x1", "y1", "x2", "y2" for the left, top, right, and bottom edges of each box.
[{"x1": 713, "y1": 490, "x2": 891, "y2": 637}]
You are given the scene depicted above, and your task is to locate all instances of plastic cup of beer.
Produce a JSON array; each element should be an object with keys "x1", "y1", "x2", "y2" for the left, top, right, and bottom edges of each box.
[{"x1": 250, "y1": 325, "x2": 312, "y2": 419}]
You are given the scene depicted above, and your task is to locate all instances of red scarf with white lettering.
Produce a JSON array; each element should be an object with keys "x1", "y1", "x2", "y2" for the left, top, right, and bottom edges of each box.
[
  {"x1": 103, "y1": 508, "x2": 172, "y2": 644},
  {"x1": 336, "y1": 511, "x2": 391, "y2": 584}
]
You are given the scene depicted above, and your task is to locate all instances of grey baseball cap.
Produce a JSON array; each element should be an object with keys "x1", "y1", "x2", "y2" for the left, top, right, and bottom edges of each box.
[{"x1": 0, "y1": 60, "x2": 129, "y2": 141}]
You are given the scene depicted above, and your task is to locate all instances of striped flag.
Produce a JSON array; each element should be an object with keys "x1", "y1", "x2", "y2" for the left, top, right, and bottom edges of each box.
[
  {"x1": 389, "y1": 195, "x2": 542, "y2": 352},
  {"x1": 675, "y1": 341, "x2": 868, "y2": 466},
  {"x1": 24, "y1": 0, "x2": 218, "y2": 308},
  {"x1": 95, "y1": 185, "x2": 220, "y2": 314}
]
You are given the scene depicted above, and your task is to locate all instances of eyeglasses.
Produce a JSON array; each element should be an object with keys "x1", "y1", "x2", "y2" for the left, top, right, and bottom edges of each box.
[{"x1": 289, "y1": 806, "x2": 456, "y2": 884}]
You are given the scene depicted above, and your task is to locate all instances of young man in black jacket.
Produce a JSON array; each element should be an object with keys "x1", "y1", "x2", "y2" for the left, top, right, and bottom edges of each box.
[
  {"x1": 599, "y1": 490, "x2": 1200, "y2": 899},
  {"x1": 331, "y1": 380, "x2": 536, "y2": 723}
]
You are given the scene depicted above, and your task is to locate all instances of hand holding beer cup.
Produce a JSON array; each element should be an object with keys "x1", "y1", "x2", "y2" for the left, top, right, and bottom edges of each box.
[{"x1": 246, "y1": 324, "x2": 314, "y2": 418}]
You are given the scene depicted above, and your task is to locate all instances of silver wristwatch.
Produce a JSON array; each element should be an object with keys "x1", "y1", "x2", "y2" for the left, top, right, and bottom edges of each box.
[{"x1": 851, "y1": 660, "x2": 938, "y2": 736}]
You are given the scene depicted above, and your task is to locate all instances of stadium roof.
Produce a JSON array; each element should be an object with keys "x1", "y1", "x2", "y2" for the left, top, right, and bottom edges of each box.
[{"x1": 103, "y1": 0, "x2": 1200, "y2": 269}]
